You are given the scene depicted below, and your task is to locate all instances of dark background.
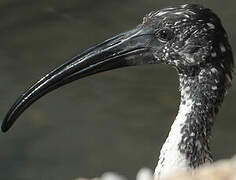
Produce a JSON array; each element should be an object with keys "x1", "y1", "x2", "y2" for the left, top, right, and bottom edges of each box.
[{"x1": 0, "y1": 0, "x2": 235, "y2": 180}]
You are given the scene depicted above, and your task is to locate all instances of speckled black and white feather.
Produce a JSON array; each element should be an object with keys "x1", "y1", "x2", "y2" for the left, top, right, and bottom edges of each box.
[{"x1": 143, "y1": 4, "x2": 234, "y2": 179}]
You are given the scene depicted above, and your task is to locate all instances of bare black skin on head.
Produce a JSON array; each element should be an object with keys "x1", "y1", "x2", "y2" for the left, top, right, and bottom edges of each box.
[{"x1": 1, "y1": 3, "x2": 234, "y2": 171}]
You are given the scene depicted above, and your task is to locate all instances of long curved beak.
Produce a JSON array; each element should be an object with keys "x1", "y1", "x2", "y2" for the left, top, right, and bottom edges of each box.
[{"x1": 2, "y1": 25, "x2": 155, "y2": 132}]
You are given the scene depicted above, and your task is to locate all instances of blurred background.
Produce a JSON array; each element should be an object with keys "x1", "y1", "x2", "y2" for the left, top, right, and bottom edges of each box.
[{"x1": 0, "y1": 0, "x2": 235, "y2": 180}]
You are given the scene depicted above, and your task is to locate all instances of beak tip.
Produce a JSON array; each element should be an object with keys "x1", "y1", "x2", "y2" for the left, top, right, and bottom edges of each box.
[
  {"x1": 1, "y1": 125, "x2": 8, "y2": 133},
  {"x1": 1, "y1": 119, "x2": 11, "y2": 133}
]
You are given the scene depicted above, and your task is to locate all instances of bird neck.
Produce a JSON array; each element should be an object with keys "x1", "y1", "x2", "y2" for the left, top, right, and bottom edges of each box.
[{"x1": 154, "y1": 65, "x2": 230, "y2": 179}]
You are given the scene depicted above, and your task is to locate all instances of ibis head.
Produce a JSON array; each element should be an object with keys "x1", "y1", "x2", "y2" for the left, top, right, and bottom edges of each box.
[{"x1": 1, "y1": 4, "x2": 233, "y2": 132}]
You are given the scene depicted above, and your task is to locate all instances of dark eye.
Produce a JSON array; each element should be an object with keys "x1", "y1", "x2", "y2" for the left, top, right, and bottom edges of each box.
[{"x1": 155, "y1": 28, "x2": 174, "y2": 42}]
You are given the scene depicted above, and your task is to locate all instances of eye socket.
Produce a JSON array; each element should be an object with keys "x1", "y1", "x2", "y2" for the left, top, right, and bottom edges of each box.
[{"x1": 155, "y1": 28, "x2": 174, "y2": 42}]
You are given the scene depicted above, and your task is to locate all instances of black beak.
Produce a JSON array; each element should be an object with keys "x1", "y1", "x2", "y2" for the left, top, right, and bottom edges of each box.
[{"x1": 1, "y1": 25, "x2": 156, "y2": 132}]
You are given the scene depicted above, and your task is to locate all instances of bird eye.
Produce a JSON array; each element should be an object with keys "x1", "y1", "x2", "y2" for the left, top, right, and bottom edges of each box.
[{"x1": 155, "y1": 28, "x2": 174, "y2": 42}]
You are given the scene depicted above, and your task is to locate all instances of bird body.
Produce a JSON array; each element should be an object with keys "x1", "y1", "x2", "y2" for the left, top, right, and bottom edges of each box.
[{"x1": 1, "y1": 4, "x2": 234, "y2": 179}]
